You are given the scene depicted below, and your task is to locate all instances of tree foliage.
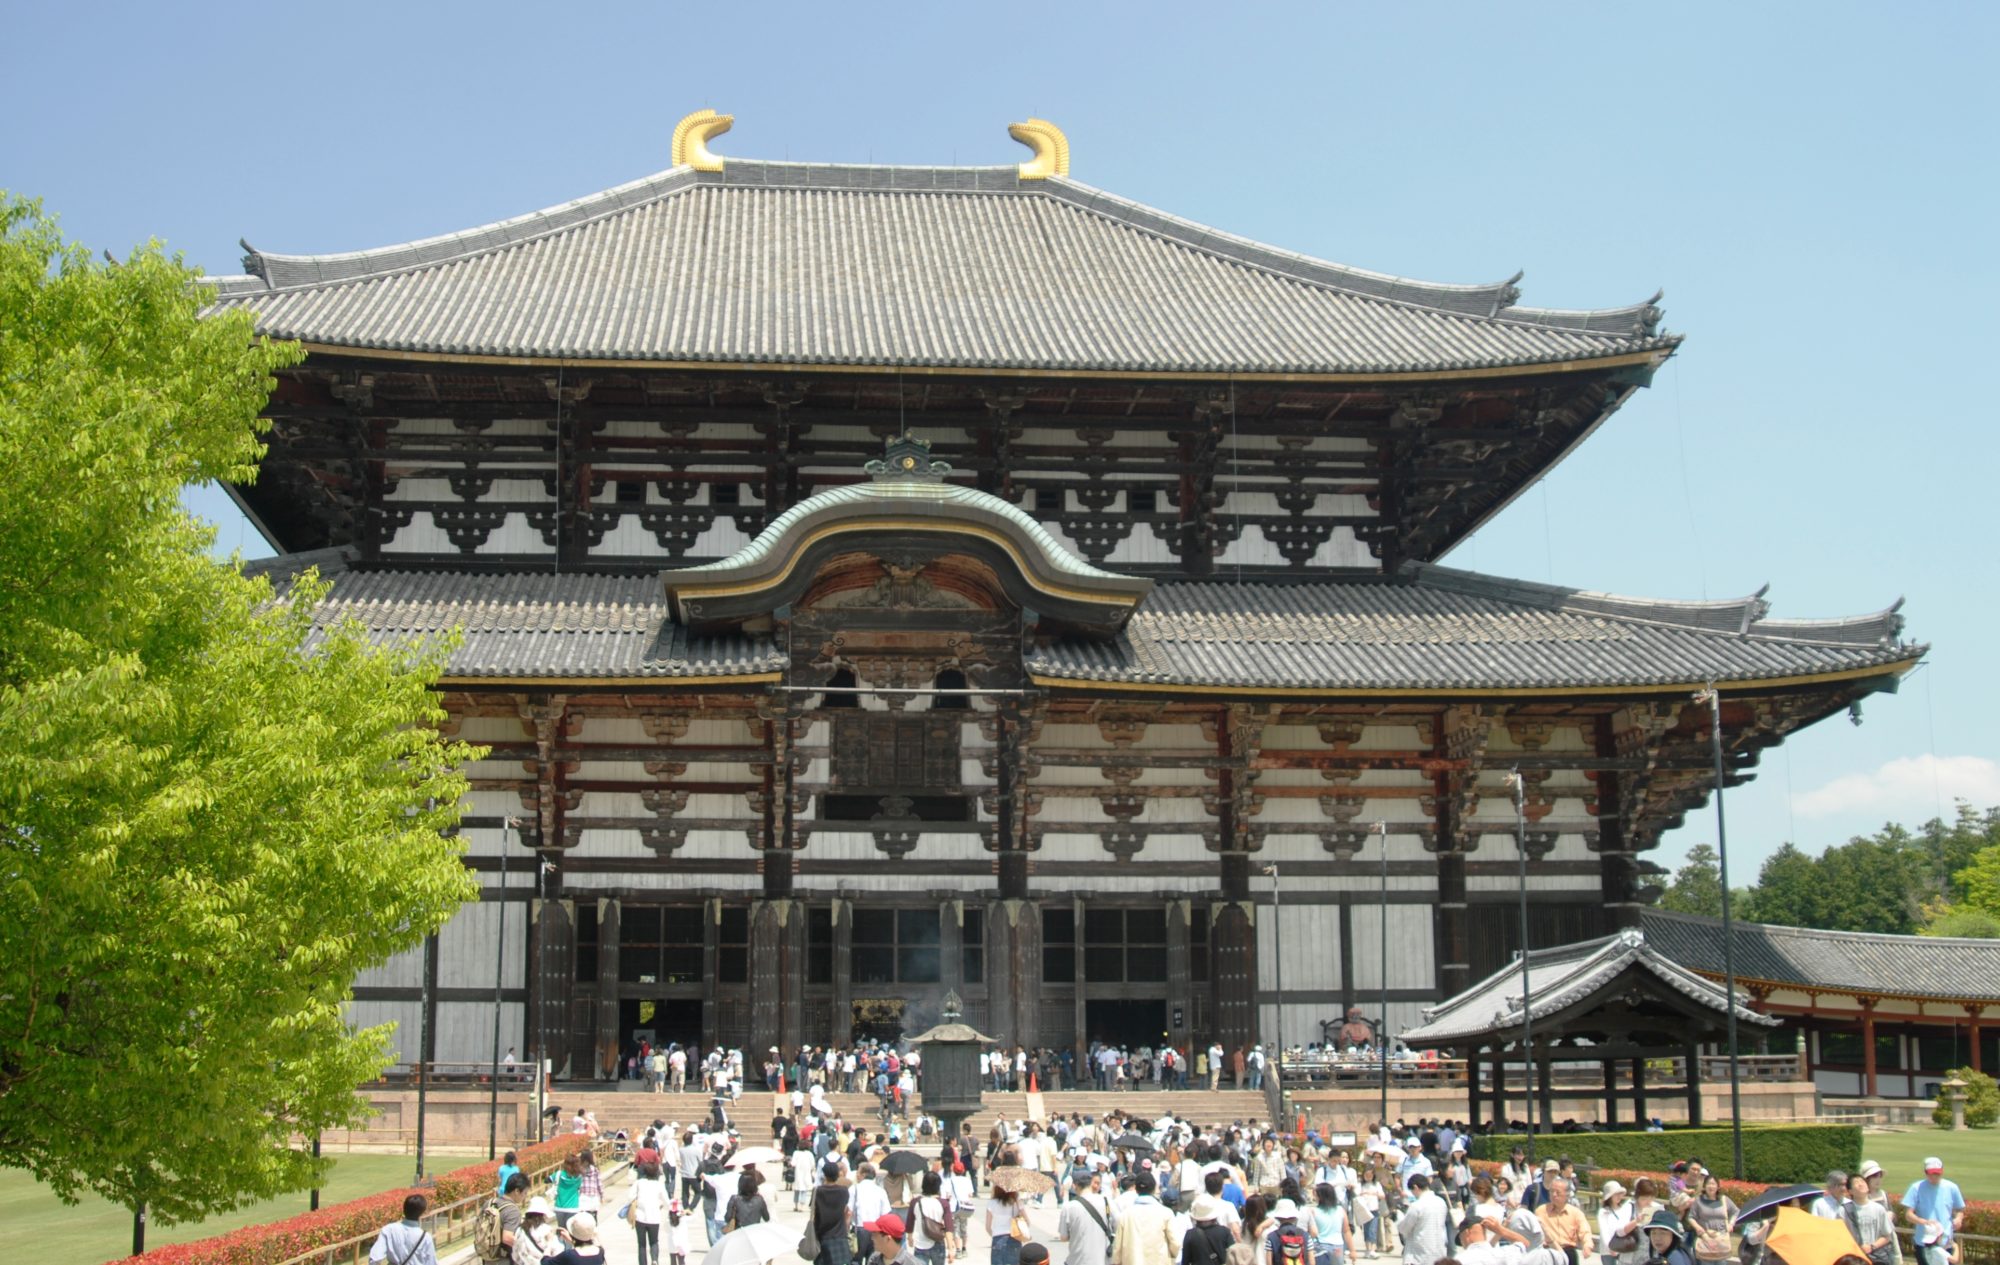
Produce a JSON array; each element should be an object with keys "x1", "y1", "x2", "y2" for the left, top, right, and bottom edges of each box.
[
  {"x1": 1723, "y1": 804, "x2": 2000, "y2": 935},
  {"x1": 1660, "y1": 843, "x2": 1727, "y2": 917},
  {"x1": 1930, "y1": 1067, "x2": 1999, "y2": 1130},
  {"x1": 0, "y1": 196, "x2": 481, "y2": 1222}
]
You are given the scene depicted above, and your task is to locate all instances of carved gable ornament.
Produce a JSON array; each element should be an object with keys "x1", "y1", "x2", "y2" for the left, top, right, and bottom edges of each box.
[{"x1": 661, "y1": 434, "x2": 1153, "y2": 636}]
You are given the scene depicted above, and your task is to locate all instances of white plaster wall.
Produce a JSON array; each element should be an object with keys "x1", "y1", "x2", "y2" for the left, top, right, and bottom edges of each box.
[{"x1": 1257, "y1": 902, "x2": 1341, "y2": 991}]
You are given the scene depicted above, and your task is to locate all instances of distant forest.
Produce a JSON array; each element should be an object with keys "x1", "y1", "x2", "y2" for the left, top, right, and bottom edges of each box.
[{"x1": 1659, "y1": 802, "x2": 2000, "y2": 937}]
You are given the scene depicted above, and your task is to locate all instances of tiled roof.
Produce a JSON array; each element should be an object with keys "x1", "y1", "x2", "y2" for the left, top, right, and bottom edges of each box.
[
  {"x1": 252, "y1": 555, "x2": 1916, "y2": 689},
  {"x1": 1640, "y1": 909, "x2": 2000, "y2": 1004},
  {"x1": 202, "y1": 159, "x2": 1678, "y2": 375},
  {"x1": 253, "y1": 556, "x2": 779, "y2": 680},
  {"x1": 1402, "y1": 928, "x2": 1775, "y2": 1047},
  {"x1": 1028, "y1": 563, "x2": 1917, "y2": 691}
]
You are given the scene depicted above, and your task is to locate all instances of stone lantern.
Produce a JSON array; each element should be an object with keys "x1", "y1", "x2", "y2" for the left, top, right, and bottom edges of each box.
[
  {"x1": 909, "y1": 990, "x2": 995, "y2": 1142},
  {"x1": 1940, "y1": 1074, "x2": 1969, "y2": 1131}
]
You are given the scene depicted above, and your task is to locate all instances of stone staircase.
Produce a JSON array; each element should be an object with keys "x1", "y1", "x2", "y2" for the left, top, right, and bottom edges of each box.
[{"x1": 548, "y1": 1086, "x2": 1273, "y2": 1144}]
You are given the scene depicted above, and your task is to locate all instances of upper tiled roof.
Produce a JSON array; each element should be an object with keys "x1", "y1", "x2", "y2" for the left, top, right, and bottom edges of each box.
[
  {"x1": 1402, "y1": 927, "x2": 1775, "y2": 1047},
  {"x1": 1640, "y1": 909, "x2": 2000, "y2": 1004},
  {"x1": 1028, "y1": 563, "x2": 1918, "y2": 691},
  {"x1": 251, "y1": 554, "x2": 1916, "y2": 691},
  {"x1": 203, "y1": 159, "x2": 1678, "y2": 376}
]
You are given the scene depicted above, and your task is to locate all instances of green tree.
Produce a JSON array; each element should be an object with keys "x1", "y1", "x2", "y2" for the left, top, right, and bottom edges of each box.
[
  {"x1": 0, "y1": 196, "x2": 481, "y2": 1223},
  {"x1": 1661, "y1": 843, "x2": 1725, "y2": 916},
  {"x1": 1918, "y1": 900, "x2": 2000, "y2": 939},
  {"x1": 1930, "y1": 1067, "x2": 1999, "y2": 1129}
]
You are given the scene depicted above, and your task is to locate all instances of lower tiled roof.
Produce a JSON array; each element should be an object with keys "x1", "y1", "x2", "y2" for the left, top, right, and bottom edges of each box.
[
  {"x1": 253, "y1": 555, "x2": 1917, "y2": 690},
  {"x1": 1640, "y1": 909, "x2": 2000, "y2": 1004}
]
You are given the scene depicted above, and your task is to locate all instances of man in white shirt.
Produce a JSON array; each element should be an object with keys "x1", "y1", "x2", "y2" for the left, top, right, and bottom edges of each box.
[
  {"x1": 853, "y1": 1163, "x2": 894, "y2": 1229},
  {"x1": 1395, "y1": 1174, "x2": 1450, "y2": 1265},
  {"x1": 1110, "y1": 1172, "x2": 1178, "y2": 1265},
  {"x1": 1810, "y1": 1171, "x2": 1850, "y2": 1220},
  {"x1": 1208, "y1": 1042, "x2": 1225, "y2": 1091},
  {"x1": 1395, "y1": 1138, "x2": 1433, "y2": 1197}
]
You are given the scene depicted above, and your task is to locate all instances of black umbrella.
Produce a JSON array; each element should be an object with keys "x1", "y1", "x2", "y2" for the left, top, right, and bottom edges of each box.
[
  {"x1": 1732, "y1": 1184, "x2": 1823, "y2": 1227},
  {"x1": 1109, "y1": 1133, "x2": 1155, "y2": 1153},
  {"x1": 883, "y1": 1149, "x2": 930, "y2": 1176}
]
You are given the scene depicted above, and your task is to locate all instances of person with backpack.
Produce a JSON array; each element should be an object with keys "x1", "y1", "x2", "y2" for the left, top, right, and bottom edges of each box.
[
  {"x1": 368, "y1": 1193, "x2": 439, "y2": 1265},
  {"x1": 1261, "y1": 1200, "x2": 1315, "y2": 1265},
  {"x1": 475, "y1": 1172, "x2": 532, "y2": 1263}
]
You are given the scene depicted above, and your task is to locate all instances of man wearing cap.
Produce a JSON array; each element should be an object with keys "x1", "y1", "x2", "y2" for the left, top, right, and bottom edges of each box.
[
  {"x1": 862, "y1": 1213, "x2": 919, "y2": 1265},
  {"x1": 1395, "y1": 1138, "x2": 1433, "y2": 1199},
  {"x1": 1902, "y1": 1158, "x2": 1965, "y2": 1265},
  {"x1": 1521, "y1": 1159, "x2": 1560, "y2": 1212},
  {"x1": 1396, "y1": 1174, "x2": 1450, "y2": 1265},
  {"x1": 1061, "y1": 1168, "x2": 1119, "y2": 1265}
]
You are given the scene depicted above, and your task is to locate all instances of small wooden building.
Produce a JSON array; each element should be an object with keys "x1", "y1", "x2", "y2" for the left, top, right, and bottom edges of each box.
[
  {"x1": 1642, "y1": 909, "x2": 2000, "y2": 1099},
  {"x1": 207, "y1": 114, "x2": 1922, "y2": 1074}
]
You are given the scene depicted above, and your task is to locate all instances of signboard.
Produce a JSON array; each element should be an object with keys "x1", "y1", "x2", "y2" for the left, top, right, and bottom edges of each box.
[
  {"x1": 1172, "y1": 1005, "x2": 1185, "y2": 1028},
  {"x1": 1324, "y1": 1131, "x2": 1358, "y2": 1147}
]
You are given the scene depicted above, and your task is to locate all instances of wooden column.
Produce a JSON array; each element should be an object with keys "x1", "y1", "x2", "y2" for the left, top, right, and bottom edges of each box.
[
  {"x1": 596, "y1": 898, "x2": 620, "y2": 1080},
  {"x1": 1492, "y1": 1059, "x2": 1507, "y2": 1129},
  {"x1": 1862, "y1": 1001, "x2": 1879, "y2": 1097},
  {"x1": 1467, "y1": 1050, "x2": 1482, "y2": 1128},
  {"x1": 940, "y1": 898, "x2": 964, "y2": 996},
  {"x1": 701, "y1": 898, "x2": 720, "y2": 1054},
  {"x1": 749, "y1": 899, "x2": 806, "y2": 1060},
  {"x1": 831, "y1": 899, "x2": 853, "y2": 1045},
  {"x1": 533, "y1": 898, "x2": 575, "y2": 1080},
  {"x1": 1603, "y1": 1060, "x2": 1618, "y2": 1128},
  {"x1": 1966, "y1": 1006, "x2": 1984, "y2": 1074},
  {"x1": 1684, "y1": 1042, "x2": 1704, "y2": 1125},
  {"x1": 1072, "y1": 894, "x2": 1088, "y2": 1060},
  {"x1": 1634, "y1": 1057, "x2": 1648, "y2": 1126},
  {"x1": 987, "y1": 898, "x2": 1042, "y2": 1050},
  {"x1": 1167, "y1": 900, "x2": 1193, "y2": 1050},
  {"x1": 1537, "y1": 1053, "x2": 1554, "y2": 1127},
  {"x1": 1435, "y1": 849, "x2": 1470, "y2": 997},
  {"x1": 1592, "y1": 718, "x2": 1642, "y2": 929},
  {"x1": 1213, "y1": 854, "x2": 1258, "y2": 1055}
]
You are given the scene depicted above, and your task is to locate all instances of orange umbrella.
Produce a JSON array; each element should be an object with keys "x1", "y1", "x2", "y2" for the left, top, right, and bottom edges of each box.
[{"x1": 1764, "y1": 1206, "x2": 1865, "y2": 1265}]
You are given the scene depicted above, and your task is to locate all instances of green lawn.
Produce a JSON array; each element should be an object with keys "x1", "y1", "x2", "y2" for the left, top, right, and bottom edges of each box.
[
  {"x1": 1861, "y1": 1127, "x2": 2000, "y2": 1202},
  {"x1": 0, "y1": 1153, "x2": 452, "y2": 1265}
]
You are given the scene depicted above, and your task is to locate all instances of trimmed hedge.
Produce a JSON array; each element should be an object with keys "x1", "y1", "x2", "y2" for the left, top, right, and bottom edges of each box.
[
  {"x1": 101, "y1": 1133, "x2": 598, "y2": 1265},
  {"x1": 1468, "y1": 1125, "x2": 1860, "y2": 1184}
]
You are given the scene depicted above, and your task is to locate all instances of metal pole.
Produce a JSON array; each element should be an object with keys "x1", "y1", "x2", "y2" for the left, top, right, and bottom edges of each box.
[
  {"x1": 415, "y1": 930, "x2": 437, "y2": 1184},
  {"x1": 1705, "y1": 685, "x2": 1746, "y2": 1180},
  {"x1": 1264, "y1": 863, "x2": 1283, "y2": 1097},
  {"x1": 535, "y1": 855, "x2": 547, "y2": 1145},
  {"x1": 1375, "y1": 821, "x2": 1389, "y2": 1132},
  {"x1": 1513, "y1": 769, "x2": 1536, "y2": 1161},
  {"x1": 489, "y1": 818, "x2": 513, "y2": 1160},
  {"x1": 133, "y1": 1203, "x2": 145, "y2": 1256}
]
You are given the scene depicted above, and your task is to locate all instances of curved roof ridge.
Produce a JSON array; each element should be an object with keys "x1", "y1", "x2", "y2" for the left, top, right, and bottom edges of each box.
[
  {"x1": 1403, "y1": 562, "x2": 1908, "y2": 647},
  {"x1": 1499, "y1": 291, "x2": 1665, "y2": 338},
  {"x1": 237, "y1": 165, "x2": 706, "y2": 291}
]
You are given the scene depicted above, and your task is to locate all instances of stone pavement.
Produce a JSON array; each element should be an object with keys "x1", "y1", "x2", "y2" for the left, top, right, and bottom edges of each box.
[{"x1": 446, "y1": 1165, "x2": 1077, "y2": 1265}]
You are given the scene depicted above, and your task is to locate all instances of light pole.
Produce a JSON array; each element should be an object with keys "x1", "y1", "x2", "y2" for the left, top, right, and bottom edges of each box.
[
  {"x1": 1374, "y1": 821, "x2": 1389, "y2": 1132},
  {"x1": 1700, "y1": 684, "x2": 1746, "y2": 1180},
  {"x1": 489, "y1": 817, "x2": 516, "y2": 1160},
  {"x1": 1264, "y1": 863, "x2": 1284, "y2": 1101},
  {"x1": 414, "y1": 930, "x2": 437, "y2": 1184},
  {"x1": 1511, "y1": 769, "x2": 1536, "y2": 1159}
]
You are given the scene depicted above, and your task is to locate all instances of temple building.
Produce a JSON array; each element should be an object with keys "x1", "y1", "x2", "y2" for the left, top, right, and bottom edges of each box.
[{"x1": 209, "y1": 113, "x2": 1922, "y2": 1076}]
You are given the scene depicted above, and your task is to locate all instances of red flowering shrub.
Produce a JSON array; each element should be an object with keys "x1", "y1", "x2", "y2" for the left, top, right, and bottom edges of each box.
[{"x1": 101, "y1": 1135, "x2": 598, "y2": 1265}]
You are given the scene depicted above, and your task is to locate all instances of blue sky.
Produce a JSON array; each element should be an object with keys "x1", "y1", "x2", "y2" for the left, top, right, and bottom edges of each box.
[{"x1": 6, "y1": 1, "x2": 1994, "y2": 880}]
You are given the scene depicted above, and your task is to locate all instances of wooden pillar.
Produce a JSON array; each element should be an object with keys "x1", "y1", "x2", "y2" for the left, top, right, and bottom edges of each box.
[
  {"x1": 831, "y1": 899, "x2": 853, "y2": 1045},
  {"x1": 1969, "y1": 1007, "x2": 1985, "y2": 1075},
  {"x1": 1684, "y1": 1041, "x2": 1704, "y2": 1126},
  {"x1": 1603, "y1": 1060, "x2": 1618, "y2": 1128},
  {"x1": 749, "y1": 899, "x2": 805, "y2": 1060},
  {"x1": 1167, "y1": 899, "x2": 1193, "y2": 1050},
  {"x1": 1634, "y1": 1057, "x2": 1648, "y2": 1126},
  {"x1": 1467, "y1": 1050, "x2": 1482, "y2": 1128},
  {"x1": 701, "y1": 898, "x2": 720, "y2": 1053},
  {"x1": 596, "y1": 898, "x2": 620, "y2": 1080},
  {"x1": 533, "y1": 897, "x2": 576, "y2": 1080},
  {"x1": 940, "y1": 897, "x2": 964, "y2": 995},
  {"x1": 1537, "y1": 1054, "x2": 1554, "y2": 1127},
  {"x1": 987, "y1": 898, "x2": 1042, "y2": 1049},
  {"x1": 1592, "y1": 719, "x2": 1642, "y2": 929},
  {"x1": 1492, "y1": 1059, "x2": 1507, "y2": 1129},
  {"x1": 1214, "y1": 854, "x2": 1258, "y2": 1055},
  {"x1": 1435, "y1": 848, "x2": 1471, "y2": 998},
  {"x1": 1072, "y1": 894, "x2": 1087, "y2": 1060},
  {"x1": 1862, "y1": 1001, "x2": 1879, "y2": 1097}
]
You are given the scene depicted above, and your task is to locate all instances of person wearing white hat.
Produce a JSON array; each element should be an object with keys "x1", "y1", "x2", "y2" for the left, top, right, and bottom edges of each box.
[
  {"x1": 545, "y1": 1210, "x2": 606, "y2": 1263},
  {"x1": 518, "y1": 1196, "x2": 563, "y2": 1265},
  {"x1": 1394, "y1": 1139, "x2": 1433, "y2": 1199},
  {"x1": 1260, "y1": 1200, "x2": 1311, "y2": 1265},
  {"x1": 1901, "y1": 1158, "x2": 1965, "y2": 1265},
  {"x1": 1185, "y1": 1195, "x2": 1235, "y2": 1265},
  {"x1": 1595, "y1": 1182, "x2": 1632, "y2": 1265}
]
